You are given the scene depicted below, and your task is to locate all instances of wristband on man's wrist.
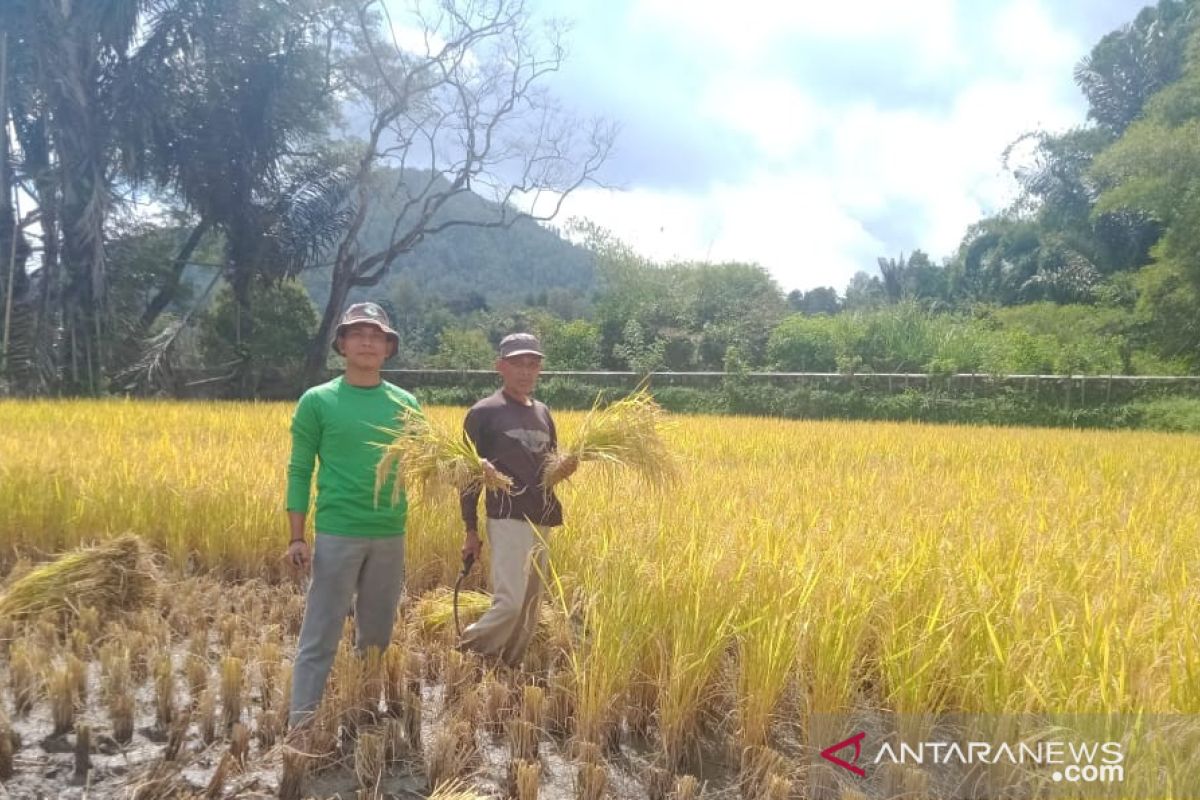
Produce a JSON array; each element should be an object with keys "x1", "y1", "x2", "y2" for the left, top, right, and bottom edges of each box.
[{"x1": 290, "y1": 537, "x2": 305, "y2": 544}]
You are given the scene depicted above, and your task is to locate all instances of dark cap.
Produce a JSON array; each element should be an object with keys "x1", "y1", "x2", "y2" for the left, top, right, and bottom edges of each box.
[
  {"x1": 332, "y1": 302, "x2": 400, "y2": 355},
  {"x1": 498, "y1": 332, "x2": 544, "y2": 359}
]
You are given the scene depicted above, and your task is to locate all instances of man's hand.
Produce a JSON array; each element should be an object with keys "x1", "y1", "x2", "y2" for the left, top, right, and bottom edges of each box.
[
  {"x1": 462, "y1": 530, "x2": 483, "y2": 564},
  {"x1": 287, "y1": 539, "x2": 311, "y2": 572},
  {"x1": 480, "y1": 458, "x2": 500, "y2": 484}
]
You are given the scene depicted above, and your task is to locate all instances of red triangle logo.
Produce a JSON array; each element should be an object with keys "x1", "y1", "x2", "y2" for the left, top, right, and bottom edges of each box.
[{"x1": 820, "y1": 731, "x2": 867, "y2": 777}]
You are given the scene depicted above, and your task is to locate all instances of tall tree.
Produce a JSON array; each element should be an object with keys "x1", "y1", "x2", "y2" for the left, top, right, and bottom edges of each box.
[
  {"x1": 1074, "y1": 0, "x2": 1195, "y2": 134},
  {"x1": 299, "y1": 0, "x2": 614, "y2": 384},
  {"x1": 1093, "y1": 25, "x2": 1200, "y2": 367},
  {"x1": 0, "y1": 0, "x2": 150, "y2": 391},
  {"x1": 118, "y1": 0, "x2": 348, "y2": 392}
]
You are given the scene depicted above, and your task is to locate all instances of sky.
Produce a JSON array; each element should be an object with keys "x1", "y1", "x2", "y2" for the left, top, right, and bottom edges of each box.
[{"x1": 476, "y1": 0, "x2": 1151, "y2": 293}]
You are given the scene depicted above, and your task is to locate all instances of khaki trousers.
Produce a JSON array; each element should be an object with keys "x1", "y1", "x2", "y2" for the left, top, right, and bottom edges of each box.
[{"x1": 460, "y1": 518, "x2": 551, "y2": 666}]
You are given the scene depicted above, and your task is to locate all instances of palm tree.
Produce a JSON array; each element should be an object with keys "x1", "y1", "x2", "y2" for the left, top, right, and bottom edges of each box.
[
  {"x1": 1, "y1": 0, "x2": 152, "y2": 392},
  {"x1": 118, "y1": 0, "x2": 348, "y2": 394}
]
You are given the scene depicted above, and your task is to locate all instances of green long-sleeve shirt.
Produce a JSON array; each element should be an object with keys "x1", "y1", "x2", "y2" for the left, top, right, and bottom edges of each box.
[{"x1": 286, "y1": 376, "x2": 421, "y2": 537}]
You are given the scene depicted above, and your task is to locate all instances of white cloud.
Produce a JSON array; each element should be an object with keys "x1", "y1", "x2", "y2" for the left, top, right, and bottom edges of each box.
[
  {"x1": 516, "y1": 0, "x2": 1104, "y2": 292},
  {"x1": 631, "y1": 0, "x2": 964, "y2": 72},
  {"x1": 990, "y1": 0, "x2": 1082, "y2": 77}
]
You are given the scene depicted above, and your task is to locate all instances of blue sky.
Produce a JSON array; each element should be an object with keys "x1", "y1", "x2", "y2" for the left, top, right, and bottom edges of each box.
[{"x1": 399, "y1": 0, "x2": 1153, "y2": 292}]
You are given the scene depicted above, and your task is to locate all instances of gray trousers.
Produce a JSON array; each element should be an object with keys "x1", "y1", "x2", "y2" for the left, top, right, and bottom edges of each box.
[
  {"x1": 459, "y1": 518, "x2": 550, "y2": 667},
  {"x1": 289, "y1": 533, "x2": 405, "y2": 728}
]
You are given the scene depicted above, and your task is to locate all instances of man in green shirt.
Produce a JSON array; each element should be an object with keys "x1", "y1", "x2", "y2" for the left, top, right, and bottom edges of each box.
[{"x1": 285, "y1": 302, "x2": 419, "y2": 729}]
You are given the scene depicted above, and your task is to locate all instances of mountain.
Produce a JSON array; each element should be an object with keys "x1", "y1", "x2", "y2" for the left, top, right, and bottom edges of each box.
[{"x1": 298, "y1": 168, "x2": 596, "y2": 313}]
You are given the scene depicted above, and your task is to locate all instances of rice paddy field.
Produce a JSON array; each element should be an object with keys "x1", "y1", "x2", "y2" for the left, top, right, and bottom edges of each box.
[{"x1": 0, "y1": 398, "x2": 1198, "y2": 799}]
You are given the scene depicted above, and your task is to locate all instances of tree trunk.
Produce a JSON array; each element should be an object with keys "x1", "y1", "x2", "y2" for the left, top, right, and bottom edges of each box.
[
  {"x1": 139, "y1": 219, "x2": 211, "y2": 332},
  {"x1": 229, "y1": 258, "x2": 257, "y2": 398},
  {"x1": 301, "y1": 263, "x2": 352, "y2": 388},
  {"x1": 52, "y1": 26, "x2": 108, "y2": 394}
]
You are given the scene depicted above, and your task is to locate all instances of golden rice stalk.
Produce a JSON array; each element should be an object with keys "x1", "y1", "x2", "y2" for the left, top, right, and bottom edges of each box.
[
  {"x1": 218, "y1": 615, "x2": 239, "y2": 649},
  {"x1": 99, "y1": 641, "x2": 128, "y2": 695},
  {"x1": 672, "y1": 775, "x2": 701, "y2": 800},
  {"x1": 110, "y1": 688, "x2": 135, "y2": 744},
  {"x1": 764, "y1": 773, "x2": 791, "y2": 800},
  {"x1": 129, "y1": 762, "x2": 185, "y2": 800},
  {"x1": 3, "y1": 557, "x2": 32, "y2": 587},
  {"x1": 442, "y1": 649, "x2": 474, "y2": 708},
  {"x1": 77, "y1": 605, "x2": 101, "y2": 639},
  {"x1": 279, "y1": 747, "x2": 308, "y2": 800},
  {"x1": 128, "y1": 632, "x2": 153, "y2": 686},
  {"x1": 49, "y1": 663, "x2": 76, "y2": 735},
  {"x1": 521, "y1": 685, "x2": 546, "y2": 731},
  {"x1": 257, "y1": 708, "x2": 279, "y2": 750},
  {"x1": 646, "y1": 766, "x2": 672, "y2": 800},
  {"x1": 355, "y1": 730, "x2": 385, "y2": 790},
  {"x1": 412, "y1": 588, "x2": 493, "y2": 638},
  {"x1": 457, "y1": 687, "x2": 480, "y2": 729},
  {"x1": 187, "y1": 624, "x2": 209, "y2": 661},
  {"x1": 547, "y1": 674, "x2": 574, "y2": 739},
  {"x1": 542, "y1": 389, "x2": 676, "y2": 491},
  {"x1": 165, "y1": 709, "x2": 190, "y2": 761},
  {"x1": 9, "y1": 641, "x2": 40, "y2": 717},
  {"x1": 0, "y1": 617, "x2": 13, "y2": 660},
  {"x1": 360, "y1": 647, "x2": 387, "y2": 726},
  {"x1": 186, "y1": 654, "x2": 208, "y2": 707},
  {"x1": 330, "y1": 641, "x2": 366, "y2": 731},
  {"x1": 406, "y1": 652, "x2": 423, "y2": 698},
  {"x1": 424, "y1": 721, "x2": 475, "y2": 790},
  {"x1": 34, "y1": 612, "x2": 61, "y2": 649},
  {"x1": 507, "y1": 718, "x2": 537, "y2": 763},
  {"x1": 880, "y1": 761, "x2": 930, "y2": 799},
  {"x1": 403, "y1": 687, "x2": 422, "y2": 752},
  {"x1": 374, "y1": 406, "x2": 513, "y2": 506},
  {"x1": 66, "y1": 651, "x2": 88, "y2": 703},
  {"x1": 428, "y1": 778, "x2": 488, "y2": 800},
  {"x1": 514, "y1": 758, "x2": 541, "y2": 800},
  {"x1": 0, "y1": 534, "x2": 157, "y2": 623},
  {"x1": 738, "y1": 746, "x2": 789, "y2": 800},
  {"x1": 154, "y1": 654, "x2": 174, "y2": 729},
  {"x1": 573, "y1": 740, "x2": 602, "y2": 765},
  {"x1": 258, "y1": 641, "x2": 281, "y2": 710},
  {"x1": 385, "y1": 647, "x2": 407, "y2": 717},
  {"x1": 280, "y1": 664, "x2": 293, "y2": 722},
  {"x1": 230, "y1": 722, "x2": 250, "y2": 768},
  {"x1": 221, "y1": 656, "x2": 244, "y2": 729},
  {"x1": 575, "y1": 759, "x2": 608, "y2": 800},
  {"x1": 198, "y1": 688, "x2": 217, "y2": 745},
  {"x1": 481, "y1": 676, "x2": 510, "y2": 737},
  {"x1": 70, "y1": 628, "x2": 90, "y2": 662}
]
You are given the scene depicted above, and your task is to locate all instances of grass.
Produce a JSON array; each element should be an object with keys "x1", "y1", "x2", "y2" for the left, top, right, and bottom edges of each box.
[{"x1": 0, "y1": 398, "x2": 1199, "y2": 795}]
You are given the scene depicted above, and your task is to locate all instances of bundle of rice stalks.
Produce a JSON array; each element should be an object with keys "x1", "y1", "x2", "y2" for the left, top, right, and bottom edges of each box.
[
  {"x1": 0, "y1": 534, "x2": 156, "y2": 623},
  {"x1": 375, "y1": 407, "x2": 513, "y2": 506},
  {"x1": 542, "y1": 388, "x2": 676, "y2": 491},
  {"x1": 412, "y1": 588, "x2": 493, "y2": 638}
]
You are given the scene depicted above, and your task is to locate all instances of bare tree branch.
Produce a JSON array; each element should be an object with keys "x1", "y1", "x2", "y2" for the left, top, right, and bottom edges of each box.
[{"x1": 302, "y1": 0, "x2": 614, "y2": 382}]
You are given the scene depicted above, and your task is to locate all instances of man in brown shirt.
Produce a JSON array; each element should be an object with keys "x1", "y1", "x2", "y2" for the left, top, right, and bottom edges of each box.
[{"x1": 458, "y1": 332, "x2": 576, "y2": 666}]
